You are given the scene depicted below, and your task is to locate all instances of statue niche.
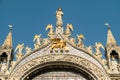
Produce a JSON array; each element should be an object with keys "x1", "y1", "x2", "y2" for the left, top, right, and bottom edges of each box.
[
  {"x1": 0, "y1": 52, "x2": 8, "y2": 63},
  {"x1": 110, "y1": 50, "x2": 119, "y2": 72},
  {"x1": 110, "y1": 50, "x2": 119, "y2": 63},
  {"x1": 0, "y1": 52, "x2": 8, "y2": 73}
]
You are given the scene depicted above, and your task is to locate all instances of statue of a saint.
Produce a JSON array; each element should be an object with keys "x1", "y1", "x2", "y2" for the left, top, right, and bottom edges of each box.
[
  {"x1": 1, "y1": 62, "x2": 7, "y2": 73},
  {"x1": 111, "y1": 57, "x2": 118, "y2": 72},
  {"x1": 56, "y1": 8, "x2": 63, "y2": 27}
]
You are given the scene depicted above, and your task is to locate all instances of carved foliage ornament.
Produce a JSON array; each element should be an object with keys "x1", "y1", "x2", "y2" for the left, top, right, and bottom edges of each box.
[{"x1": 10, "y1": 54, "x2": 110, "y2": 80}]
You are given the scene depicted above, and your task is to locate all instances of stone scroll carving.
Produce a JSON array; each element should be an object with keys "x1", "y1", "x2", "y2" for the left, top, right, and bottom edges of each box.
[{"x1": 10, "y1": 54, "x2": 110, "y2": 80}]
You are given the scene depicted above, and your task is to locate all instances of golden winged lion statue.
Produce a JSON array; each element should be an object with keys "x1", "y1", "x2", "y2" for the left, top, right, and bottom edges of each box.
[{"x1": 50, "y1": 38, "x2": 66, "y2": 49}]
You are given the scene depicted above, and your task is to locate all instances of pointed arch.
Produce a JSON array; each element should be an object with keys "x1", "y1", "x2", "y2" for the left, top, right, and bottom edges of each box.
[{"x1": 110, "y1": 50, "x2": 119, "y2": 63}]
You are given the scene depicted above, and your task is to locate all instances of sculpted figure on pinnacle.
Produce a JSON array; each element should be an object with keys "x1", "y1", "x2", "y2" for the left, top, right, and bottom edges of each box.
[{"x1": 56, "y1": 8, "x2": 63, "y2": 27}]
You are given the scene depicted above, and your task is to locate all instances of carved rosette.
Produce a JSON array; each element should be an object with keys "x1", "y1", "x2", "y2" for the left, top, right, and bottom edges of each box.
[{"x1": 10, "y1": 54, "x2": 110, "y2": 80}]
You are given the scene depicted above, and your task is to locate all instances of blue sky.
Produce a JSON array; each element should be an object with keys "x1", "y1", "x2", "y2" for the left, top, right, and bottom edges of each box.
[{"x1": 0, "y1": 0, "x2": 120, "y2": 50}]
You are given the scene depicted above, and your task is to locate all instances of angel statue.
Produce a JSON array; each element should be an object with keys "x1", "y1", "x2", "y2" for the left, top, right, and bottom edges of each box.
[
  {"x1": 94, "y1": 42, "x2": 105, "y2": 59},
  {"x1": 15, "y1": 43, "x2": 24, "y2": 60},
  {"x1": 56, "y1": 8, "x2": 63, "y2": 27},
  {"x1": 33, "y1": 34, "x2": 42, "y2": 49},
  {"x1": 65, "y1": 24, "x2": 73, "y2": 37},
  {"x1": 46, "y1": 24, "x2": 54, "y2": 39},
  {"x1": 77, "y1": 34, "x2": 85, "y2": 48}
]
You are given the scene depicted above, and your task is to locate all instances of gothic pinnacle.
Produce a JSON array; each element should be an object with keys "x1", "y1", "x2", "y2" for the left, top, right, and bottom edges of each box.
[
  {"x1": 2, "y1": 25, "x2": 13, "y2": 48},
  {"x1": 105, "y1": 23, "x2": 117, "y2": 46}
]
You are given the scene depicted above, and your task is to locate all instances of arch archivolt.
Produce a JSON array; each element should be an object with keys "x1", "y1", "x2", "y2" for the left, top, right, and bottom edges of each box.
[
  {"x1": 108, "y1": 47, "x2": 120, "y2": 54},
  {"x1": 10, "y1": 54, "x2": 110, "y2": 80}
]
